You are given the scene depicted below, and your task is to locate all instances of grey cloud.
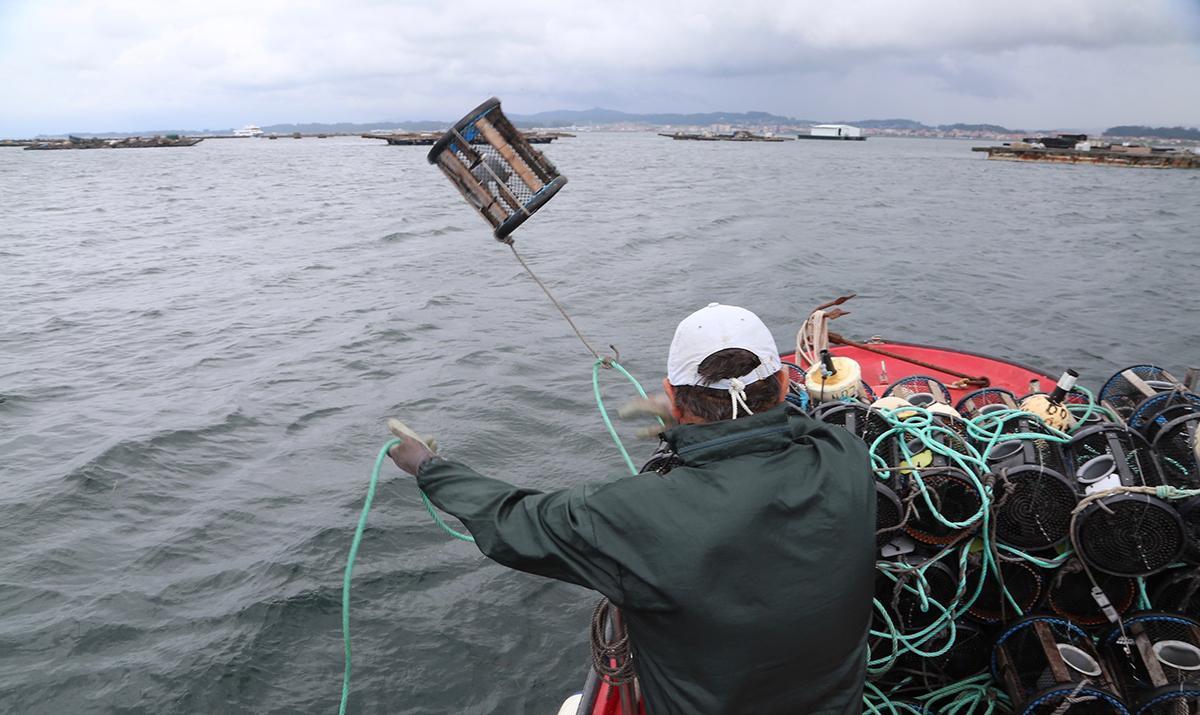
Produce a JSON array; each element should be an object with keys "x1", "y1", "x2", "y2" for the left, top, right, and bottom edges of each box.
[{"x1": 0, "y1": 0, "x2": 1198, "y2": 135}]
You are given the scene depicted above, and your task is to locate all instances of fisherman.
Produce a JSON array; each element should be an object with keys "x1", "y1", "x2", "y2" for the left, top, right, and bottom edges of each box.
[{"x1": 386, "y1": 303, "x2": 876, "y2": 714}]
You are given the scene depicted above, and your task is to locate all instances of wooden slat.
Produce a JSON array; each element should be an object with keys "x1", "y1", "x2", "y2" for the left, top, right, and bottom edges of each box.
[
  {"x1": 451, "y1": 129, "x2": 526, "y2": 215},
  {"x1": 448, "y1": 130, "x2": 485, "y2": 166},
  {"x1": 491, "y1": 113, "x2": 555, "y2": 183},
  {"x1": 1035, "y1": 620, "x2": 1072, "y2": 684},
  {"x1": 1121, "y1": 369, "x2": 1162, "y2": 398},
  {"x1": 1132, "y1": 622, "x2": 1170, "y2": 687},
  {"x1": 438, "y1": 150, "x2": 507, "y2": 227},
  {"x1": 995, "y1": 644, "x2": 1025, "y2": 704},
  {"x1": 474, "y1": 117, "x2": 545, "y2": 194}
]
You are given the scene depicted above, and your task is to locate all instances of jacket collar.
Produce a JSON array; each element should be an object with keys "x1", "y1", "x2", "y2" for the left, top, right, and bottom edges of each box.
[{"x1": 663, "y1": 405, "x2": 799, "y2": 465}]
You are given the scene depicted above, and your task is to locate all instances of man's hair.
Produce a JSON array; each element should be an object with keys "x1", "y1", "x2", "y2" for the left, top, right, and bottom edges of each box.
[{"x1": 671, "y1": 348, "x2": 783, "y2": 422}]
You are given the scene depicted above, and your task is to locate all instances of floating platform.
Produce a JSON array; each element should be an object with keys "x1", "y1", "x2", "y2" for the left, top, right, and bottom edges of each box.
[
  {"x1": 23, "y1": 136, "x2": 203, "y2": 150},
  {"x1": 658, "y1": 130, "x2": 791, "y2": 142},
  {"x1": 364, "y1": 131, "x2": 570, "y2": 146},
  {"x1": 972, "y1": 145, "x2": 1200, "y2": 169}
]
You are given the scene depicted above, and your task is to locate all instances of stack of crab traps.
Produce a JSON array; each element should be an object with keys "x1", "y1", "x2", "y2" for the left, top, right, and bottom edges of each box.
[{"x1": 790, "y1": 364, "x2": 1200, "y2": 714}]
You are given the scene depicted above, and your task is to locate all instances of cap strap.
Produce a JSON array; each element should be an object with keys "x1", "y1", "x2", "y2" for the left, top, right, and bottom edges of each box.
[{"x1": 728, "y1": 378, "x2": 755, "y2": 420}]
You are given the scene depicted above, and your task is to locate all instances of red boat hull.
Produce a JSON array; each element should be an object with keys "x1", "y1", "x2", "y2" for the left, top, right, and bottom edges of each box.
[{"x1": 788, "y1": 340, "x2": 1056, "y2": 402}]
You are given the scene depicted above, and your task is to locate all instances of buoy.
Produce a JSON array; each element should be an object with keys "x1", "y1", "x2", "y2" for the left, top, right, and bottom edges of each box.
[
  {"x1": 1019, "y1": 393, "x2": 1076, "y2": 432},
  {"x1": 805, "y1": 354, "x2": 862, "y2": 403},
  {"x1": 927, "y1": 402, "x2": 963, "y2": 420},
  {"x1": 871, "y1": 395, "x2": 919, "y2": 420},
  {"x1": 1019, "y1": 369, "x2": 1079, "y2": 431}
]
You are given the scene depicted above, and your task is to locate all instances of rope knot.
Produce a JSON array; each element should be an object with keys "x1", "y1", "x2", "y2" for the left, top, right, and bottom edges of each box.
[{"x1": 728, "y1": 378, "x2": 754, "y2": 420}]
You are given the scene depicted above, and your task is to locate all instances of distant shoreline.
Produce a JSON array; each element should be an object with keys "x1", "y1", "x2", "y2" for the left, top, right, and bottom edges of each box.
[
  {"x1": 5, "y1": 128, "x2": 1198, "y2": 147},
  {"x1": 7, "y1": 110, "x2": 1197, "y2": 144}
]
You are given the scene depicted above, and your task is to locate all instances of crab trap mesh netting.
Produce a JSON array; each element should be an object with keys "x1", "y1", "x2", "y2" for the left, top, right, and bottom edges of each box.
[
  {"x1": 1180, "y1": 498, "x2": 1200, "y2": 565},
  {"x1": 885, "y1": 375, "x2": 953, "y2": 408},
  {"x1": 1099, "y1": 366, "x2": 1184, "y2": 421},
  {"x1": 880, "y1": 619, "x2": 994, "y2": 699},
  {"x1": 813, "y1": 402, "x2": 908, "y2": 546},
  {"x1": 1130, "y1": 392, "x2": 1200, "y2": 490},
  {"x1": 993, "y1": 616, "x2": 1128, "y2": 714},
  {"x1": 967, "y1": 558, "x2": 1045, "y2": 624},
  {"x1": 1045, "y1": 560, "x2": 1137, "y2": 628},
  {"x1": 878, "y1": 556, "x2": 961, "y2": 635},
  {"x1": 1154, "y1": 569, "x2": 1200, "y2": 614},
  {"x1": 986, "y1": 413, "x2": 1079, "y2": 550},
  {"x1": 1100, "y1": 613, "x2": 1200, "y2": 714},
  {"x1": 957, "y1": 388, "x2": 1021, "y2": 418},
  {"x1": 1069, "y1": 425, "x2": 1185, "y2": 577},
  {"x1": 904, "y1": 467, "x2": 985, "y2": 546},
  {"x1": 428, "y1": 97, "x2": 567, "y2": 240}
]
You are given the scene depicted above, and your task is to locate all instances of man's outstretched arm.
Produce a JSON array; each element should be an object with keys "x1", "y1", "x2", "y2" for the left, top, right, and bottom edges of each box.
[{"x1": 413, "y1": 456, "x2": 627, "y2": 603}]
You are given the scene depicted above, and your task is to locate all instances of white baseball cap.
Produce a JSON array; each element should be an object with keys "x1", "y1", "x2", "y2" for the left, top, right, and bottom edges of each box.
[{"x1": 667, "y1": 303, "x2": 782, "y2": 389}]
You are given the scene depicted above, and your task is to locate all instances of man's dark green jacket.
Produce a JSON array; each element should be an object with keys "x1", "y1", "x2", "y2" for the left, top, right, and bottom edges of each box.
[{"x1": 416, "y1": 405, "x2": 876, "y2": 714}]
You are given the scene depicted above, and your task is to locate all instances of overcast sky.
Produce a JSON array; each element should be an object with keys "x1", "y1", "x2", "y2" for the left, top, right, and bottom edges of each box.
[{"x1": 2, "y1": 0, "x2": 1198, "y2": 135}]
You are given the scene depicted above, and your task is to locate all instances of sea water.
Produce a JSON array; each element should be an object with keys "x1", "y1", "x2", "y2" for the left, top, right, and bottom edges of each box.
[{"x1": 1, "y1": 134, "x2": 1197, "y2": 713}]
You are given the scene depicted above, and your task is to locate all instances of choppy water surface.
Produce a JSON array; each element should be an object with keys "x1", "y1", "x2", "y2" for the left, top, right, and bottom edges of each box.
[{"x1": 1, "y1": 134, "x2": 1197, "y2": 713}]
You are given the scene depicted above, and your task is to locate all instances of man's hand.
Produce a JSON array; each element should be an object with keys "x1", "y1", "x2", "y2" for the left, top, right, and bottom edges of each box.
[
  {"x1": 617, "y1": 393, "x2": 676, "y2": 439},
  {"x1": 387, "y1": 418, "x2": 438, "y2": 475}
]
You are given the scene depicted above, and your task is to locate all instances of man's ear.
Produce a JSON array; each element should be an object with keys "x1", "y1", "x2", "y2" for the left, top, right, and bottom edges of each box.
[
  {"x1": 663, "y1": 378, "x2": 685, "y2": 421},
  {"x1": 776, "y1": 369, "x2": 790, "y2": 401}
]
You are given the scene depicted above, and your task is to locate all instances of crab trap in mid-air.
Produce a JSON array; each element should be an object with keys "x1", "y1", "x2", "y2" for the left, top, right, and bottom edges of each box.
[{"x1": 428, "y1": 97, "x2": 568, "y2": 241}]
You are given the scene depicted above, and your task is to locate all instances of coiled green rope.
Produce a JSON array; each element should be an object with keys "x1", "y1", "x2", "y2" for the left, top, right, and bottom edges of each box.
[
  {"x1": 859, "y1": 383, "x2": 1200, "y2": 710},
  {"x1": 861, "y1": 394, "x2": 1095, "y2": 680}
]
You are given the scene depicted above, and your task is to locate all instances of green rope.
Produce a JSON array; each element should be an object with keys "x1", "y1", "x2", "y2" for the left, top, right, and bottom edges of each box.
[
  {"x1": 420, "y1": 491, "x2": 476, "y2": 542},
  {"x1": 862, "y1": 379, "x2": 1183, "y2": 682},
  {"x1": 862, "y1": 679, "x2": 902, "y2": 714},
  {"x1": 340, "y1": 439, "x2": 400, "y2": 715},
  {"x1": 1137, "y1": 576, "x2": 1153, "y2": 610},
  {"x1": 340, "y1": 438, "x2": 476, "y2": 714},
  {"x1": 593, "y1": 358, "x2": 664, "y2": 475},
  {"x1": 862, "y1": 390, "x2": 1120, "y2": 679},
  {"x1": 340, "y1": 359, "x2": 661, "y2": 711}
]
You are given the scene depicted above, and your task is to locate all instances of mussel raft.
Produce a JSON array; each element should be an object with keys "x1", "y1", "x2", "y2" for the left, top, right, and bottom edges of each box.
[{"x1": 811, "y1": 360, "x2": 1200, "y2": 715}]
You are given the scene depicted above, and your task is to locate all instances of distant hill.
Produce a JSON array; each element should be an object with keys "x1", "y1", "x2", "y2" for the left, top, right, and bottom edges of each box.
[
  {"x1": 847, "y1": 118, "x2": 930, "y2": 130},
  {"x1": 260, "y1": 120, "x2": 446, "y2": 133},
  {"x1": 258, "y1": 113, "x2": 995, "y2": 133},
  {"x1": 1104, "y1": 125, "x2": 1200, "y2": 140},
  {"x1": 249, "y1": 110, "x2": 815, "y2": 134},
  {"x1": 507, "y1": 108, "x2": 817, "y2": 126},
  {"x1": 937, "y1": 123, "x2": 1016, "y2": 133},
  {"x1": 844, "y1": 119, "x2": 1019, "y2": 132}
]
